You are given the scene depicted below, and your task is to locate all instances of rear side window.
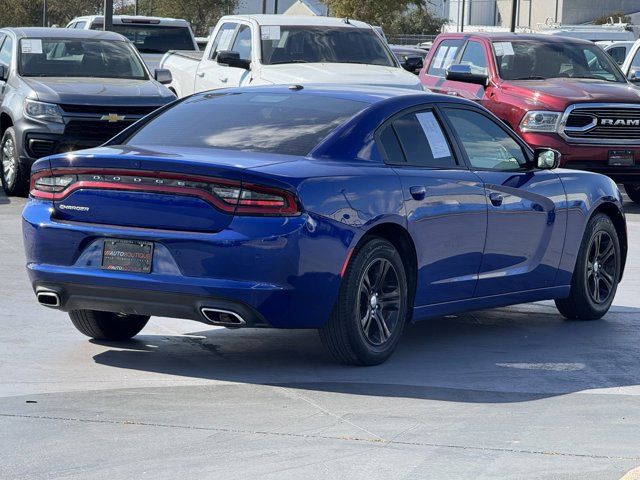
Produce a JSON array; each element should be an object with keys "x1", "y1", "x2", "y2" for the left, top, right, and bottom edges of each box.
[
  {"x1": 379, "y1": 110, "x2": 455, "y2": 168},
  {"x1": 427, "y1": 39, "x2": 463, "y2": 77},
  {"x1": 606, "y1": 46, "x2": 626, "y2": 65},
  {"x1": 123, "y1": 92, "x2": 368, "y2": 156}
]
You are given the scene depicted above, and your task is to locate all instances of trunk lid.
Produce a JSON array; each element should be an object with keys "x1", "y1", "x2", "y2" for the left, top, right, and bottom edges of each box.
[{"x1": 48, "y1": 146, "x2": 296, "y2": 232}]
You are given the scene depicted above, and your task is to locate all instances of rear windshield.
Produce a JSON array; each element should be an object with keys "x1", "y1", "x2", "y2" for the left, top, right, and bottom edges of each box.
[
  {"x1": 90, "y1": 24, "x2": 195, "y2": 53},
  {"x1": 123, "y1": 92, "x2": 368, "y2": 156},
  {"x1": 19, "y1": 38, "x2": 147, "y2": 79},
  {"x1": 494, "y1": 40, "x2": 626, "y2": 82},
  {"x1": 261, "y1": 26, "x2": 396, "y2": 66}
]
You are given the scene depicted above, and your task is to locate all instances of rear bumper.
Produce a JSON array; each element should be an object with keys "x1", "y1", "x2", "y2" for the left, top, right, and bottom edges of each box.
[
  {"x1": 23, "y1": 199, "x2": 353, "y2": 329},
  {"x1": 32, "y1": 281, "x2": 269, "y2": 327}
]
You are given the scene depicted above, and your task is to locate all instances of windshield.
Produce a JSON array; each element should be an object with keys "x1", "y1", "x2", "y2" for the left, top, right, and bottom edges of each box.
[
  {"x1": 123, "y1": 92, "x2": 368, "y2": 156},
  {"x1": 260, "y1": 26, "x2": 396, "y2": 67},
  {"x1": 494, "y1": 40, "x2": 626, "y2": 82},
  {"x1": 90, "y1": 24, "x2": 195, "y2": 53},
  {"x1": 19, "y1": 38, "x2": 148, "y2": 79}
]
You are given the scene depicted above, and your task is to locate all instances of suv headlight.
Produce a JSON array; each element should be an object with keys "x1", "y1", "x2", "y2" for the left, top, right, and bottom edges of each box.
[
  {"x1": 519, "y1": 111, "x2": 561, "y2": 132},
  {"x1": 24, "y1": 99, "x2": 64, "y2": 123}
]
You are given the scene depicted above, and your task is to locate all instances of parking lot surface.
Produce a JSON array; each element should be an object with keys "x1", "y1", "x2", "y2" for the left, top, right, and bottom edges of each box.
[{"x1": 1, "y1": 191, "x2": 639, "y2": 480}]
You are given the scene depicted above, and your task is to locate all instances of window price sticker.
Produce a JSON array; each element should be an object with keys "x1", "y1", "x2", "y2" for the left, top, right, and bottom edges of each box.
[
  {"x1": 261, "y1": 26, "x2": 281, "y2": 41},
  {"x1": 494, "y1": 41, "x2": 514, "y2": 56},
  {"x1": 21, "y1": 39, "x2": 43, "y2": 54}
]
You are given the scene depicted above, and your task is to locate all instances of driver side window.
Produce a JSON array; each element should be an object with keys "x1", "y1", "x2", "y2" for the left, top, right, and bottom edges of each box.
[
  {"x1": 443, "y1": 107, "x2": 528, "y2": 171},
  {"x1": 209, "y1": 23, "x2": 237, "y2": 60}
]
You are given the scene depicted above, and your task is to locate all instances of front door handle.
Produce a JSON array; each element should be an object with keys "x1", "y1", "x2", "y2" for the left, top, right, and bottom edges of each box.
[
  {"x1": 489, "y1": 192, "x2": 503, "y2": 207},
  {"x1": 410, "y1": 186, "x2": 427, "y2": 201}
]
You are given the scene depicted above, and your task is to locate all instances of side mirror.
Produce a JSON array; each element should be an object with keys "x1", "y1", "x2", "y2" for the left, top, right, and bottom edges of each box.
[
  {"x1": 534, "y1": 148, "x2": 561, "y2": 170},
  {"x1": 217, "y1": 51, "x2": 251, "y2": 70},
  {"x1": 154, "y1": 68, "x2": 172, "y2": 85},
  {"x1": 628, "y1": 69, "x2": 640, "y2": 83},
  {"x1": 0, "y1": 65, "x2": 7, "y2": 81},
  {"x1": 402, "y1": 56, "x2": 423, "y2": 74},
  {"x1": 446, "y1": 63, "x2": 488, "y2": 86}
]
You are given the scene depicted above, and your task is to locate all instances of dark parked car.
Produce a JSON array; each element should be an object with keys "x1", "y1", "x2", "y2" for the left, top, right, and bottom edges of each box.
[
  {"x1": 24, "y1": 85, "x2": 626, "y2": 365},
  {"x1": 389, "y1": 44, "x2": 428, "y2": 74},
  {"x1": 0, "y1": 27, "x2": 175, "y2": 196}
]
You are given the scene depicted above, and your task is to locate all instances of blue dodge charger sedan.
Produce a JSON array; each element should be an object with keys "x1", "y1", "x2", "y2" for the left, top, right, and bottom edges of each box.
[{"x1": 22, "y1": 85, "x2": 627, "y2": 365}]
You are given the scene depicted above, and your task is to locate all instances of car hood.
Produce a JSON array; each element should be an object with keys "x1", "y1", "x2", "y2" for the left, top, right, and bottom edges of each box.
[
  {"x1": 500, "y1": 78, "x2": 640, "y2": 110},
  {"x1": 22, "y1": 77, "x2": 174, "y2": 106},
  {"x1": 260, "y1": 63, "x2": 423, "y2": 90}
]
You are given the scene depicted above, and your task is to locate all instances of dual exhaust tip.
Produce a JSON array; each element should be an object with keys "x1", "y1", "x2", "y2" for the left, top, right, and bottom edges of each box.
[
  {"x1": 200, "y1": 308, "x2": 246, "y2": 327},
  {"x1": 36, "y1": 290, "x2": 245, "y2": 328},
  {"x1": 36, "y1": 290, "x2": 61, "y2": 307}
]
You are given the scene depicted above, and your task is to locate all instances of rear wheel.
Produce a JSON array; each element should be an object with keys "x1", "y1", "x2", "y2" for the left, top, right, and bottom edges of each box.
[
  {"x1": 69, "y1": 310, "x2": 149, "y2": 340},
  {"x1": 320, "y1": 237, "x2": 408, "y2": 366},
  {"x1": 624, "y1": 184, "x2": 640, "y2": 204},
  {"x1": 1, "y1": 127, "x2": 29, "y2": 197},
  {"x1": 555, "y1": 214, "x2": 620, "y2": 320}
]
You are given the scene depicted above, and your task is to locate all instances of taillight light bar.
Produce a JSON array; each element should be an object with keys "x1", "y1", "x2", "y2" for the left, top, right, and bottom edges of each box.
[{"x1": 30, "y1": 169, "x2": 300, "y2": 216}]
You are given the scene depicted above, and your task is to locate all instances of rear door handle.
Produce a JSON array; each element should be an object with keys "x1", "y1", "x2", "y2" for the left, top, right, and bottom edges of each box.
[
  {"x1": 219, "y1": 76, "x2": 228, "y2": 83},
  {"x1": 196, "y1": 72, "x2": 205, "y2": 78},
  {"x1": 489, "y1": 192, "x2": 503, "y2": 207},
  {"x1": 410, "y1": 186, "x2": 427, "y2": 200}
]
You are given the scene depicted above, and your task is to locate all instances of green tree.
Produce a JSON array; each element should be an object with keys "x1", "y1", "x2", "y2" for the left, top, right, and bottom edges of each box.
[
  {"x1": 322, "y1": 0, "x2": 429, "y2": 31},
  {"x1": 387, "y1": 7, "x2": 446, "y2": 35}
]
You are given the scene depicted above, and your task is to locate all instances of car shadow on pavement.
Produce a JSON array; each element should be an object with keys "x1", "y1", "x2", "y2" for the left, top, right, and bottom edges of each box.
[{"x1": 92, "y1": 302, "x2": 640, "y2": 403}]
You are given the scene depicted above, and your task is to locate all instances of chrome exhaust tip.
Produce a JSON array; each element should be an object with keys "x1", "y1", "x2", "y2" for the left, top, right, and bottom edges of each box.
[
  {"x1": 36, "y1": 290, "x2": 61, "y2": 307},
  {"x1": 200, "y1": 308, "x2": 246, "y2": 327}
]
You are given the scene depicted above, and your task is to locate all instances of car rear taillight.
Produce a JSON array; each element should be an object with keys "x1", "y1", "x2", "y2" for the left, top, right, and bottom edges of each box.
[{"x1": 29, "y1": 169, "x2": 300, "y2": 216}]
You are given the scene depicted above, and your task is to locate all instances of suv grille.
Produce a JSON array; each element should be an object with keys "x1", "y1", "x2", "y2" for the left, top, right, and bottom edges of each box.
[
  {"x1": 60, "y1": 104, "x2": 160, "y2": 116},
  {"x1": 564, "y1": 105, "x2": 640, "y2": 142},
  {"x1": 64, "y1": 120, "x2": 136, "y2": 141}
]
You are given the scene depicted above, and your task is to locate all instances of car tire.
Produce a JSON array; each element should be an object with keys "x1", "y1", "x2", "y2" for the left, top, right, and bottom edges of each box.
[
  {"x1": 555, "y1": 213, "x2": 620, "y2": 321},
  {"x1": 624, "y1": 184, "x2": 640, "y2": 204},
  {"x1": 69, "y1": 310, "x2": 150, "y2": 340},
  {"x1": 1, "y1": 127, "x2": 29, "y2": 197},
  {"x1": 319, "y1": 237, "x2": 408, "y2": 366}
]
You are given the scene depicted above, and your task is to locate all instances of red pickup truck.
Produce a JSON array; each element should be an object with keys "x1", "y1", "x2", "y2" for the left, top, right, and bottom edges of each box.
[{"x1": 420, "y1": 33, "x2": 640, "y2": 203}]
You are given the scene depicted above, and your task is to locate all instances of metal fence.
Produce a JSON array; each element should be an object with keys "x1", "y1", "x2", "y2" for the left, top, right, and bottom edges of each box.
[{"x1": 387, "y1": 34, "x2": 438, "y2": 46}]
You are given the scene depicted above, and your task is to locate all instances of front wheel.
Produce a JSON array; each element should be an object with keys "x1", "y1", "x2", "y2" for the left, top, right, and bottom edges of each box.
[
  {"x1": 320, "y1": 237, "x2": 408, "y2": 366},
  {"x1": 69, "y1": 310, "x2": 149, "y2": 340},
  {"x1": 1, "y1": 127, "x2": 29, "y2": 197},
  {"x1": 624, "y1": 184, "x2": 640, "y2": 204},
  {"x1": 555, "y1": 214, "x2": 620, "y2": 320}
]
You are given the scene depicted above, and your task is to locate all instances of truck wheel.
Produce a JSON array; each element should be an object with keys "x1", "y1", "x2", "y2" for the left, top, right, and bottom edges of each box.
[
  {"x1": 319, "y1": 238, "x2": 408, "y2": 366},
  {"x1": 69, "y1": 310, "x2": 150, "y2": 340},
  {"x1": 1, "y1": 127, "x2": 29, "y2": 197},
  {"x1": 624, "y1": 184, "x2": 640, "y2": 203},
  {"x1": 555, "y1": 213, "x2": 620, "y2": 320}
]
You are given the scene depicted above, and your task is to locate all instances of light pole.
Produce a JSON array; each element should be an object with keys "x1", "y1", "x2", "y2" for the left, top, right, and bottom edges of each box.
[
  {"x1": 104, "y1": 0, "x2": 113, "y2": 30},
  {"x1": 42, "y1": 0, "x2": 47, "y2": 27},
  {"x1": 510, "y1": 0, "x2": 518, "y2": 32}
]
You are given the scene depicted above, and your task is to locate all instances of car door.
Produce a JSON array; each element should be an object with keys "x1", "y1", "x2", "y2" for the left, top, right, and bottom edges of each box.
[
  {"x1": 377, "y1": 106, "x2": 488, "y2": 304},
  {"x1": 194, "y1": 22, "x2": 251, "y2": 92},
  {"x1": 441, "y1": 105, "x2": 567, "y2": 297},
  {"x1": 423, "y1": 39, "x2": 490, "y2": 103}
]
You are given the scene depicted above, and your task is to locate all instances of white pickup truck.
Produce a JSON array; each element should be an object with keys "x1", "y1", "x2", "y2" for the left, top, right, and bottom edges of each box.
[
  {"x1": 160, "y1": 15, "x2": 423, "y2": 97},
  {"x1": 621, "y1": 39, "x2": 640, "y2": 83}
]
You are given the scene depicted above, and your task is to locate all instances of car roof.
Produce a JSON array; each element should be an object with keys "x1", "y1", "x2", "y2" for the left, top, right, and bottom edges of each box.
[
  {"x1": 70, "y1": 15, "x2": 190, "y2": 27},
  {"x1": 192, "y1": 84, "x2": 470, "y2": 107},
  {"x1": 2, "y1": 27, "x2": 125, "y2": 41},
  {"x1": 219, "y1": 15, "x2": 373, "y2": 29},
  {"x1": 441, "y1": 32, "x2": 596, "y2": 45}
]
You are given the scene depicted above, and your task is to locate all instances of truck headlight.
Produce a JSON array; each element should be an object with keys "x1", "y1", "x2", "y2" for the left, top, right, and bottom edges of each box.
[
  {"x1": 519, "y1": 111, "x2": 561, "y2": 132},
  {"x1": 24, "y1": 99, "x2": 64, "y2": 124}
]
